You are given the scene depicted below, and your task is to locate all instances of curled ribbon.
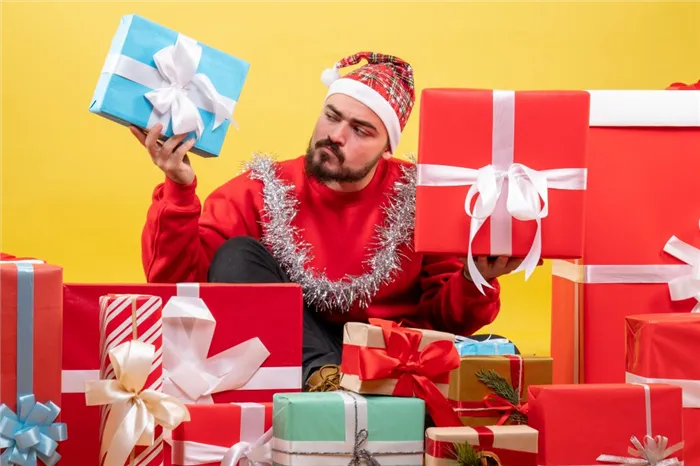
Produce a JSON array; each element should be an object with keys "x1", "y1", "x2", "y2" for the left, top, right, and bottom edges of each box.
[
  {"x1": 357, "y1": 319, "x2": 462, "y2": 427},
  {"x1": 663, "y1": 232, "x2": 700, "y2": 312},
  {"x1": 85, "y1": 340, "x2": 191, "y2": 466},
  {"x1": 0, "y1": 395, "x2": 68, "y2": 466},
  {"x1": 162, "y1": 294, "x2": 271, "y2": 404},
  {"x1": 145, "y1": 34, "x2": 234, "y2": 138},
  {"x1": 597, "y1": 435, "x2": 684, "y2": 465}
]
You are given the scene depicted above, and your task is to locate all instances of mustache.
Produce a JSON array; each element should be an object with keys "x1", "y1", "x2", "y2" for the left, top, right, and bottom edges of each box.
[{"x1": 315, "y1": 137, "x2": 345, "y2": 163}]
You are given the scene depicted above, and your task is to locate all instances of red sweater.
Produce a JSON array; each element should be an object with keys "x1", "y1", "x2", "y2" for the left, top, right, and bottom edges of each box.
[{"x1": 141, "y1": 155, "x2": 501, "y2": 336}]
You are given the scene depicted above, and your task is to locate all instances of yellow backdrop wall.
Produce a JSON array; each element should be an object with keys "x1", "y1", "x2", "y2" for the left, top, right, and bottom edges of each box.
[{"x1": 2, "y1": 1, "x2": 699, "y2": 357}]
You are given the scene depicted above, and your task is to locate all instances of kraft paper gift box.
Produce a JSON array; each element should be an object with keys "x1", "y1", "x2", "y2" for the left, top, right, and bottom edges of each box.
[
  {"x1": 551, "y1": 87, "x2": 700, "y2": 385},
  {"x1": 0, "y1": 261, "x2": 66, "y2": 464},
  {"x1": 424, "y1": 425, "x2": 538, "y2": 466},
  {"x1": 626, "y1": 313, "x2": 700, "y2": 465},
  {"x1": 90, "y1": 14, "x2": 250, "y2": 157},
  {"x1": 447, "y1": 355, "x2": 551, "y2": 427},
  {"x1": 271, "y1": 392, "x2": 425, "y2": 466},
  {"x1": 339, "y1": 319, "x2": 463, "y2": 427},
  {"x1": 414, "y1": 88, "x2": 590, "y2": 291},
  {"x1": 60, "y1": 283, "x2": 303, "y2": 466},
  {"x1": 171, "y1": 402, "x2": 273, "y2": 466},
  {"x1": 528, "y1": 383, "x2": 684, "y2": 465}
]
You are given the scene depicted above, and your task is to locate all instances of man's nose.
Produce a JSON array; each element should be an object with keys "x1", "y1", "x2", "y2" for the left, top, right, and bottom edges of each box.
[{"x1": 329, "y1": 123, "x2": 348, "y2": 146}]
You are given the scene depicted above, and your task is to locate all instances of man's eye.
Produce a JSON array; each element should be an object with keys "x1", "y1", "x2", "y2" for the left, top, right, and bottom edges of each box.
[
  {"x1": 354, "y1": 127, "x2": 368, "y2": 136},
  {"x1": 326, "y1": 113, "x2": 340, "y2": 121}
]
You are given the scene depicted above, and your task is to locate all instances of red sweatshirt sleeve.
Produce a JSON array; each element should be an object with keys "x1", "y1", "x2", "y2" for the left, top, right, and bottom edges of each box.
[
  {"x1": 141, "y1": 175, "x2": 262, "y2": 283},
  {"x1": 417, "y1": 254, "x2": 501, "y2": 336}
]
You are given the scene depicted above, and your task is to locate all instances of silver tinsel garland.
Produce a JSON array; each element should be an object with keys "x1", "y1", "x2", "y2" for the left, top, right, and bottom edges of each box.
[{"x1": 245, "y1": 153, "x2": 417, "y2": 313}]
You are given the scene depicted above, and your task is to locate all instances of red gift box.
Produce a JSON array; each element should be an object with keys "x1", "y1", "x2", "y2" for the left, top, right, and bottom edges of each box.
[
  {"x1": 528, "y1": 383, "x2": 684, "y2": 465},
  {"x1": 60, "y1": 283, "x2": 302, "y2": 466},
  {"x1": 415, "y1": 88, "x2": 590, "y2": 290},
  {"x1": 171, "y1": 402, "x2": 272, "y2": 466},
  {"x1": 551, "y1": 89, "x2": 700, "y2": 385},
  {"x1": 0, "y1": 261, "x2": 65, "y2": 462},
  {"x1": 626, "y1": 313, "x2": 700, "y2": 465}
]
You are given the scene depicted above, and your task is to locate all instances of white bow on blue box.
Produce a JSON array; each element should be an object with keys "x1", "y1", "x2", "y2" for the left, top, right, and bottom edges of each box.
[{"x1": 89, "y1": 14, "x2": 250, "y2": 158}]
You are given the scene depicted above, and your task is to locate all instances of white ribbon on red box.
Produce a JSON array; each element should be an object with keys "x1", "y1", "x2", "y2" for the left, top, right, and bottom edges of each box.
[
  {"x1": 416, "y1": 90, "x2": 587, "y2": 294},
  {"x1": 553, "y1": 225, "x2": 700, "y2": 313},
  {"x1": 171, "y1": 402, "x2": 272, "y2": 466}
]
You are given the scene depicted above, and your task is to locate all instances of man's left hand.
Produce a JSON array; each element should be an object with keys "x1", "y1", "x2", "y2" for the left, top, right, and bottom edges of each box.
[{"x1": 460, "y1": 256, "x2": 543, "y2": 282}]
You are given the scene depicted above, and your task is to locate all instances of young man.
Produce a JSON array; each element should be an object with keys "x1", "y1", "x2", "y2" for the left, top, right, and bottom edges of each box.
[{"x1": 133, "y1": 51, "x2": 523, "y2": 391}]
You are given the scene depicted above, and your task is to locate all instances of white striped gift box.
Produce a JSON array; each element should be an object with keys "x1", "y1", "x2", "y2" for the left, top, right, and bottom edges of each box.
[{"x1": 98, "y1": 294, "x2": 164, "y2": 466}]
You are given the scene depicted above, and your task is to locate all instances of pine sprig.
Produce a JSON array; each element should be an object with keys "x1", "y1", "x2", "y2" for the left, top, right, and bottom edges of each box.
[
  {"x1": 448, "y1": 441, "x2": 482, "y2": 466},
  {"x1": 475, "y1": 369, "x2": 528, "y2": 424}
]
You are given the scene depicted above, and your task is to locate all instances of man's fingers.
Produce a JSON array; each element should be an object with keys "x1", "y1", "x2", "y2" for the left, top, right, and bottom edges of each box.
[
  {"x1": 130, "y1": 126, "x2": 147, "y2": 146},
  {"x1": 145, "y1": 124, "x2": 163, "y2": 154},
  {"x1": 161, "y1": 133, "x2": 188, "y2": 156},
  {"x1": 476, "y1": 256, "x2": 488, "y2": 271},
  {"x1": 494, "y1": 256, "x2": 509, "y2": 271},
  {"x1": 171, "y1": 138, "x2": 196, "y2": 163}
]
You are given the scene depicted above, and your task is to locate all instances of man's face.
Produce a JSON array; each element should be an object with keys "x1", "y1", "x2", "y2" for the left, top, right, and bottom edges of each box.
[{"x1": 305, "y1": 94, "x2": 392, "y2": 184}]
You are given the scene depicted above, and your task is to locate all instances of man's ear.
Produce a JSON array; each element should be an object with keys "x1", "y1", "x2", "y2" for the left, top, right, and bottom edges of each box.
[{"x1": 381, "y1": 140, "x2": 393, "y2": 160}]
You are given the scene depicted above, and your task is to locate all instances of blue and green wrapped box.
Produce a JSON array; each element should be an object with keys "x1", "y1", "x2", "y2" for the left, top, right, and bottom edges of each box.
[
  {"x1": 455, "y1": 336, "x2": 517, "y2": 356},
  {"x1": 271, "y1": 392, "x2": 425, "y2": 465},
  {"x1": 89, "y1": 14, "x2": 250, "y2": 157}
]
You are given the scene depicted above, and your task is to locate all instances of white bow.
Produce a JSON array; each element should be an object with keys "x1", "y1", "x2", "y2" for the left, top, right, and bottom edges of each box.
[
  {"x1": 145, "y1": 34, "x2": 233, "y2": 138},
  {"x1": 162, "y1": 295, "x2": 270, "y2": 403},
  {"x1": 464, "y1": 163, "x2": 549, "y2": 292},
  {"x1": 663, "y1": 227, "x2": 700, "y2": 312},
  {"x1": 597, "y1": 435, "x2": 683, "y2": 465},
  {"x1": 172, "y1": 428, "x2": 272, "y2": 466}
]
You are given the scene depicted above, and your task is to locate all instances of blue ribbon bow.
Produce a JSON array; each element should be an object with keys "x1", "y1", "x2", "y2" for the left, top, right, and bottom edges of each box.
[{"x1": 0, "y1": 394, "x2": 68, "y2": 466}]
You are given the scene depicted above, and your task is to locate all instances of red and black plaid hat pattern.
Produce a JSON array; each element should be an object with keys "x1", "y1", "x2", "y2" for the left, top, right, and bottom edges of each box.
[{"x1": 326, "y1": 51, "x2": 415, "y2": 131}]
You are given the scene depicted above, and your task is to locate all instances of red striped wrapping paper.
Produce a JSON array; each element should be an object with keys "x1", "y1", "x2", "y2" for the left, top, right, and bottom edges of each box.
[{"x1": 98, "y1": 294, "x2": 164, "y2": 466}]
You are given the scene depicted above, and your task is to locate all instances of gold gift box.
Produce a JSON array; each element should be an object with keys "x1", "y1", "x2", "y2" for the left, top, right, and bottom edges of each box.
[{"x1": 448, "y1": 356, "x2": 552, "y2": 426}]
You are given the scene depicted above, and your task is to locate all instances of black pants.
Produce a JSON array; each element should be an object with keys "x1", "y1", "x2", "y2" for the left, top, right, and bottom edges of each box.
[{"x1": 207, "y1": 236, "x2": 519, "y2": 386}]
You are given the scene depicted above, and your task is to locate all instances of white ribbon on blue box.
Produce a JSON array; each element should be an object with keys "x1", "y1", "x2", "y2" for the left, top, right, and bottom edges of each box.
[
  {"x1": 454, "y1": 335, "x2": 516, "y2": 356},
  {"x1": 89, "y1": 14, "x2": 250, "y2": 158}
]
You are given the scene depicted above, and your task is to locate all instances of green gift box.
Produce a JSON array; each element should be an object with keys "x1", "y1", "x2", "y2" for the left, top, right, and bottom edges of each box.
[{"x1": 271, "y1": 391, "x2": 425, "y2": 465}]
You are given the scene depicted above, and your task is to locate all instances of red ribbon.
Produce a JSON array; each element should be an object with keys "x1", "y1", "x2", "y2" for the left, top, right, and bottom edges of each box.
[
  {"x1": 351, "y1": 318, "x2": 462, "y2": 427},
  {"x1": 666, "y1": 79, "x2": 700, "y2": 90}
]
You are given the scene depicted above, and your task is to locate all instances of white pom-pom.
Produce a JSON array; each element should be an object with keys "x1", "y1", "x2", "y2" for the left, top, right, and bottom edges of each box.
[{"x1": 321, "y1": 66, "x2": 341, "y2": 87}]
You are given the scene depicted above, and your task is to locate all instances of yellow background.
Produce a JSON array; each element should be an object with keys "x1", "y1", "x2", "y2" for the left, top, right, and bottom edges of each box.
[{"x1": 2, "y1": 1, "x2": 699, "y2": 356}]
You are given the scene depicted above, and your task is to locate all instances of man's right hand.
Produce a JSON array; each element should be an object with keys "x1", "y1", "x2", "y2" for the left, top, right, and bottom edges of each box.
[{"x1": 130, "y1": 123, "x2": 196, "y2": 185}]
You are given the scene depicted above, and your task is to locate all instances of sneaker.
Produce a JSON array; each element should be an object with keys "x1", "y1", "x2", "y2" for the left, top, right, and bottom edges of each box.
[{"x1": 305, "y1": 364, "x2": 342, "y2": 392}]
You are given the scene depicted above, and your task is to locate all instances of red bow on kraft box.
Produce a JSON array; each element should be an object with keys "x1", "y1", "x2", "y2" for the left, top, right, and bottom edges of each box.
[
  {"x1": 667, "y1": 79, "x2": 700, "y2": 90},
  {"x1": 339, "y1": 318, "x2": 462, "y2": 427}
]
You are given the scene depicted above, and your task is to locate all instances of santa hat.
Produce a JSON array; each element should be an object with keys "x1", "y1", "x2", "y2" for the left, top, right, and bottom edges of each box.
[{"x1": 320, "y1": 52, "x2": 415, "y2": 153}]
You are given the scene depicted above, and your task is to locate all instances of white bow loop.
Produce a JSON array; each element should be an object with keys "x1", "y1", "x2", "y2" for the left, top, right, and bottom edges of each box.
[
  {"x1": 145, "y1": 34, "x2": 233, "y2": 138},
  {"x1": 663, "y1": 233, "x2": 700, "y2": 312},
  {"x1": 222, "y1": 428, "x2": 273, "y2": 466}
]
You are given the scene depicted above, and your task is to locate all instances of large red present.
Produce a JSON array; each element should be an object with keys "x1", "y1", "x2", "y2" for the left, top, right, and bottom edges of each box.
[
  {"x1": 528, "y1": 383, "x2": 684, "y2": 465},
  {"x1": 339, "y1": 318, "x2": 462, "y2": 427},
  {"x1": 626, "y1": 313, "x2": 700, "y2": 465},
  {"x1": 61, "y1": 283, "x2": 302, "y2": 466},
  {"x1": 171, "y1": 402, "x2": 272, "y2": 465},
  {"x1": 0, "y1": 261, "x2": 66, "y2": 463},
  {"x1": 415, "y1": 88, "x2": 590, "y2": 291},
  {"x1": 551, "y1": 89, "x2": 700, "y2": 384}
]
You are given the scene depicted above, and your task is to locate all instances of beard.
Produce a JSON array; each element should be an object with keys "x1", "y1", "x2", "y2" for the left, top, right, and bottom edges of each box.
[{"x1": 304, "y1": 136, "x2": 383, "y2": 183}]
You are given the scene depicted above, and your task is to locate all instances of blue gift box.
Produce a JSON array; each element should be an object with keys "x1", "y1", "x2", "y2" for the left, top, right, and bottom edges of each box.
[
  {"x1": 89, "y1": 14, "x2": 250, "y2": 157},
  {"x1": 455, "y1": 335, "x2": 517, "y2": 356}
]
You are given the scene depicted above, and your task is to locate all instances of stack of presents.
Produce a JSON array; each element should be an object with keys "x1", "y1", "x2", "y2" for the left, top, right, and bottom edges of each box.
[{"x1": 2, "y1": 14, "x2": 699, "y2": 466}]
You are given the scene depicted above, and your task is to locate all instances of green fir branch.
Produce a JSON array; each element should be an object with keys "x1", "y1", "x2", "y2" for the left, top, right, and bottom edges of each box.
[
  {"x1": 475, "y1": 369, "x2": 528, "y2": 424},
  {"x1": 448, "y1": 441, "x2": 482, "y2": 466}
]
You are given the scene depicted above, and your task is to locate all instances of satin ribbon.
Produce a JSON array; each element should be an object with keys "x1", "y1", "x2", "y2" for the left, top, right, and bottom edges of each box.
[
  {"x1": 85, "y1": 340, "x2": 191, "y2": 466},
  {"x1": 356, "y1": 319, "x2": 462, "y2": 427},
  {"x1": 626, "y1": 372, "x2": 700, "y2": 409},
  {"x1": 172, "y1": 428, "x2": 273, "y2": 466},
  {"x1": 481, "y1": 394, "x2": 529, "y2": 426},
  {"x1": 552, "y1": 230, "x2": 700, "y2": 313},
  {"x1": 416, "y1": 91, "x2": 587, "y2": 294},
  {"x1": 104, "y1": 34, "x2": 235, "y2": 138},
  {"x1": 595, "y1": 384, "x2": 683, "y2": 465},
  {"x1": 0, "y1": 395, "x2": 67, "y2": 466},
  {"x1": 163, "y1": 285, "x2": 271, "y2": 403}
]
